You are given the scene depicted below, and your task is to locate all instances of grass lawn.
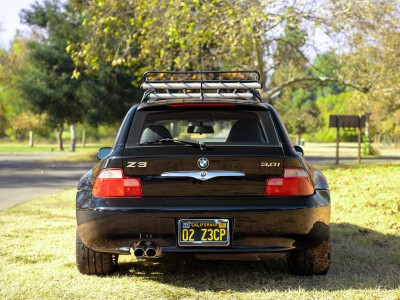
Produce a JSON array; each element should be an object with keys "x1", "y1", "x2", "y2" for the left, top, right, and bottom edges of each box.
[
  {"x1": 0, "y1": 163, "x2": 399, "y2": 299},
  {"x1": 0, "y1": 143, "x2": 100, "y2": 162},
  {"x1": 0, "y1": 143, "x2": 103, "y2": 153}
]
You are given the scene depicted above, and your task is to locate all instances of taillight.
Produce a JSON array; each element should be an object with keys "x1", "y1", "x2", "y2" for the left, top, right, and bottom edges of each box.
[
  {"x1": 92, "y1": 168, "x2": 142, "y2": 198},
  {"x1": 265, "y1": 168, "x2": 314, "y2": 196}
]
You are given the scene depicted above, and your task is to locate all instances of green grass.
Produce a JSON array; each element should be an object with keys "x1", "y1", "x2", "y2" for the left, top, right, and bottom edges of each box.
[
  {"x1": 0, "y1": 143, "x2": 100, "y2": 162},
  {"x1": 0, "y1": 143, "x2": 101, "y2": 153},
  {"x1": 0, "y1": 143, "x2": 56, "y2": 153},
  {"x1": 0, "y1": 163, "x2": 399, "y2": 299}
]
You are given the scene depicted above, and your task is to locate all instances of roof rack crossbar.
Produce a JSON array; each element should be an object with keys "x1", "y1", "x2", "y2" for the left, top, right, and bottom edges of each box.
[
  {"x1": 141, "y1": 82, "x2": 261, "y2": 90},
  {"x1": 147, "y1": 93, "x2": 256, "y2": 100}
]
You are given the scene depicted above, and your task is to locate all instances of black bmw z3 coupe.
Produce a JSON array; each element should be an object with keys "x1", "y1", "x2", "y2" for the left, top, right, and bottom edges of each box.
[{"x1": 76, "y1": 71, "x2": 330, "y2": 276}]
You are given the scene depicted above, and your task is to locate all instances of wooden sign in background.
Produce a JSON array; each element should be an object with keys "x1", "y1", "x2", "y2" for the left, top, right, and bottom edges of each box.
[{"x1": 329, "y1": 115, "x2": 366, "y2": 164}]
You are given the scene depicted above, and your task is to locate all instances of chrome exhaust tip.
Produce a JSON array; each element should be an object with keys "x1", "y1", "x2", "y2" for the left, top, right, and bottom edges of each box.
[
  {"x1": 132, "y1": 243, "x2": 146, "y2": 258},
  {"x1": 131, "y1": 242, "x2": 161, "y2": 258},
  {"x1": 145, "y1": 243, "x2": 158, "y2": 257}
]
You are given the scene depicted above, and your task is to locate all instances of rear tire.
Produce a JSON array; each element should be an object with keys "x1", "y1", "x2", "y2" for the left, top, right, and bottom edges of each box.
[
  {"x1": 287, "y1": 240, "x2": 330, "y2": 275},
  {"x1": 76, "y1": 231, "x2": 118, "y2": 275}
]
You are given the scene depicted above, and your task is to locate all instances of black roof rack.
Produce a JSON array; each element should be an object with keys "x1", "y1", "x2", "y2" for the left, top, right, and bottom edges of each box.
[{"x1": 140, "y1": 70, "x2": 262, "y2": 103}]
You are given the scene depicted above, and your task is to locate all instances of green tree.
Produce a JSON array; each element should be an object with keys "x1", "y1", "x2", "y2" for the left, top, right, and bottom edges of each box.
[
  {"x1": 0, "y1": 102, "x2": 7, "y2": 137},
  {"x1": 68, "y1": 1, "x2": 370, "y2": 92},
  {"x1": 64, "y1": 0, "x2": 400, "y2": 144},
  {"x1": 270, "y1": 19, "x2": 322, "y2": 144},
  {"x1": 20, "y1": 0, "x2": 84, "y2": 151},
  {"x1": 325, "y1": 0, "x2": 400, "y2": 145},
  {"x1": 315, "y1": 91, "x2": 358, "y2": 142},
  {"x1": 77, "y1": 63, "x2": 142, "y2": 126},
  {"x1": 19, "y1": 0, "x2": 142, "y2": 150},
  {"x1": 0, "y1": 47, "x2": 8, "y2": 137},
  {"x1": 277, "y1": 88, "x2": 321, "y2": 144},
  {"x1": 310, "y1": 52, "x2": 345, "y2": 97},
  {"x1": 12, "y1": 112, "x2": 47, "y2": 146},
  {"x1": 69, "y1": 0, "x2": 264, "y2": 75},
  {"x1": 69, "y1": 0, "x2": 339, "y2": 89},
  {"x1": 0, "y1": 36, "x2": 48, "y2": 143}
]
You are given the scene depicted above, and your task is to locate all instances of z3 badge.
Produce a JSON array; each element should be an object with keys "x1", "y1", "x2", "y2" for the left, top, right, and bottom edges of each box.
[{"x1": 127, "y1": 162, "x2": 148, "y2": 168}]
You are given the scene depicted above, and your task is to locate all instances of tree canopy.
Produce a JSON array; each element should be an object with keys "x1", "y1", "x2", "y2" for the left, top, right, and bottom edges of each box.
[
  {"x1": 69, "y1": 1, "x2": 337, "y2": 83},
  {"x1": 1, "y1": 0, "x2": 400, "y2": 147},
  {"x1": 7, "y1": 0, "x2": 141, "y2": 149}
]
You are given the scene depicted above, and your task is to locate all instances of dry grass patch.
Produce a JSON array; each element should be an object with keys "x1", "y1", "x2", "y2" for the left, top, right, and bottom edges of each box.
[{"x1": 0, "y1": 163, "x2": 399, "y2": 299}]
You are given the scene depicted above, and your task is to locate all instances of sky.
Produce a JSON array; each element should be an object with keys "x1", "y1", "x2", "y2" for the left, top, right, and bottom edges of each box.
[{"x1": 0, "y1": 0, "x2": 36, "y2": 48}]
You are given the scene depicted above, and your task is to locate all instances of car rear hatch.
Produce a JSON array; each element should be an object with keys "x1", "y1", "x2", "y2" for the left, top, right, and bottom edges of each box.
[
  {"x1": 122, "y1": 147, "x2": 284, "y2": 197},
  {"x1": 122, "y1": 107, "x2": 285, "y2": 197}
]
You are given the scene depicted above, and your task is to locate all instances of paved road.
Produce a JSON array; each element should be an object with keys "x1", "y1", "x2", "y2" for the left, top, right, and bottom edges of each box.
[{"x1": 0, "y1": 153, "x2": 94, "y2": 211}]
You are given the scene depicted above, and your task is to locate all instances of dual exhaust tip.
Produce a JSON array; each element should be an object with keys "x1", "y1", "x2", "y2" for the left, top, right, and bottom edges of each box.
[{"x1": 132, "y1": 242, "x2": 160, "y2": 258}]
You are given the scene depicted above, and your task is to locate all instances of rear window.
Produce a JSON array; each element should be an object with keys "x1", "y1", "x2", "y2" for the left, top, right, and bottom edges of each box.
[{"x1": 125, "y1": 110, "x2": 280, "y2": 147}]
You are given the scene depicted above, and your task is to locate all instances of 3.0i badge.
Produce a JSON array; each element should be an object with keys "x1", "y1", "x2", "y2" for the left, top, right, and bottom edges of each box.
[{"x1": 197, "y1": 158, "x2": 209, "y2": 169}]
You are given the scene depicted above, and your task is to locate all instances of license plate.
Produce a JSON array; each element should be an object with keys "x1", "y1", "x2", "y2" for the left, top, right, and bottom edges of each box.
[{"x1": 178, "y1": 219, "x2": 230, "y2": 246}]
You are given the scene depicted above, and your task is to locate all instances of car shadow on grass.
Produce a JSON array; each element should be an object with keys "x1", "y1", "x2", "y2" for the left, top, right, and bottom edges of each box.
[{"x1": 114, "y1": 222, "x2": 400, "y2": 292}]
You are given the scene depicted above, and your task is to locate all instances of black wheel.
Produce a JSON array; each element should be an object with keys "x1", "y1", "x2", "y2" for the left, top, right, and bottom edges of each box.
[
  {"x1": 287, "y1": 240, "x2": 330, "y2": 276},
  {"x1": 76, "y1": 231, "x2": 118, "y2": 275}
]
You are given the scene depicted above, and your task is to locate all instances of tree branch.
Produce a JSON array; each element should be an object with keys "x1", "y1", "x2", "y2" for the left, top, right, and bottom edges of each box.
[{"x1": 264, "y1": 76, "x2": 369, "y2": 102}]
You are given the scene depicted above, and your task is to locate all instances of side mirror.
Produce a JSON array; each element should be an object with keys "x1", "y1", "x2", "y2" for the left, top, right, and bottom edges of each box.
[
  {"x1": 187, "y1": 125, "x2": 214, "y2": 134},
  {"x1": 97, "y1": 147, "x2": 112, "y2": 160},
  {"x1": 294, "y1": 145, "x2": 304, "y2": 157}
]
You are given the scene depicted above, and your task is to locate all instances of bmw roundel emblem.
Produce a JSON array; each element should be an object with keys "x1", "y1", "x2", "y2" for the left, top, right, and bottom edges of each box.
[{"x1": 197, "y1": 158, "x2": 209, "y2": 169}]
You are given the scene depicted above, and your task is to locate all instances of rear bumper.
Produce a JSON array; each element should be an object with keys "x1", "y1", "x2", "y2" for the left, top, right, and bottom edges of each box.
[{"x1": 76, "y1": 190, "x2": 330, "y2": 255}]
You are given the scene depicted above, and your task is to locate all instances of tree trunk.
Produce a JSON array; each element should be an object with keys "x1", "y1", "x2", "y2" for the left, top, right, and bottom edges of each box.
[
  {"x1": 255, "y1": 38, "x2": 266, "y2": 94},
  {"x1": 28, "y1": 130, "x2": 34, "y2": 147},
  {"x1": 56, "y1": 125, "x2": 64, "y2": 151},
  {"x1": 70, "y1": 124, "x2": 77, "y2": 152},
  {"x1": 82, "y1": 126, "x2": 86, "y2": 148},
  {"x1": 365, "y1": 113, "x2": 372, "y2": 154},
  {"x1": 296, "y1": 133, "x2": 302, "y2": 146}
]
